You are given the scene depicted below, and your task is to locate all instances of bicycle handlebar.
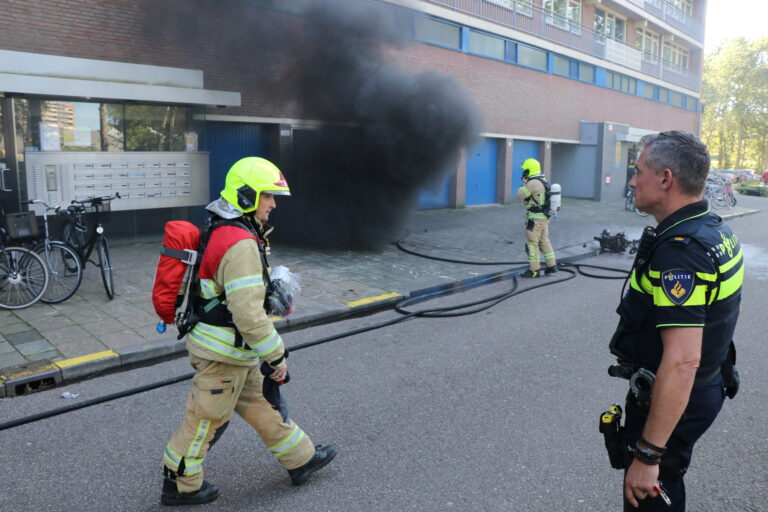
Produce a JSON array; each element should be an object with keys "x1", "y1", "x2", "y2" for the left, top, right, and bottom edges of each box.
[
  {"x1": 70, "y1": 192, "x2": 121, "y2": 206},
  {"x1": 21, "y1": 198, "x2": 61, "y2": 212}
]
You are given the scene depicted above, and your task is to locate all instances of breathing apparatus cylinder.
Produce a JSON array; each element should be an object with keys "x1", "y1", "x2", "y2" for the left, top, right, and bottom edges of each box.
[{"x1": 549, "y1": 183, "x2": 561, "y2": 218}]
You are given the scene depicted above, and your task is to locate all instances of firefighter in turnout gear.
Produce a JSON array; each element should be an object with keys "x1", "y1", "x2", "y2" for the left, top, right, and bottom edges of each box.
[
  {"x1": 608, "y1": 132, "x2": 742, "y2": 511},
  {"x1": 515, "y1": 158, "x2": 557, "y2": 277},
  {"x1": 160, "y1": 157, "x2": 337, "y2": 506}
]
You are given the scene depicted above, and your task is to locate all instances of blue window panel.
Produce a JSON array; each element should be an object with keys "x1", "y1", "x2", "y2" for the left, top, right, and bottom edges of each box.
[
  {"x1": 203, "y1": 122, "x2": 268, "y2": 202},
  {"x1": 465, "y1": 138, "x2": 499, "y2": 206},
  {"x1": 505, "y1": 40, "x2": 516, "y2": 62},
  {"x1": 460, "y1": 26, "x2": 470, "y2": 52},
  {"x1": 595, "y1": 67, "x2": 607, "y2": 87},
  {"x1": 511, "y1": 140, "x2": 539, "y2": 195}
]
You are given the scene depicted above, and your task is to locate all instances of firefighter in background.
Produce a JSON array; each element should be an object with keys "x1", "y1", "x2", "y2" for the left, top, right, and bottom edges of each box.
[
  {"x1": 160, "y1": 157, "x2": 337, "y2": 506},
  {"x1": 515, "y1": 158, "x2": 557, "y2": 278}
]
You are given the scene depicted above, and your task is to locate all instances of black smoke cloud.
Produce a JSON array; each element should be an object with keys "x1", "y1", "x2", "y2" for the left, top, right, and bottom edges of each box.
[{"x1": 270, "y1": 0, "x2": 483, "y2": 249}]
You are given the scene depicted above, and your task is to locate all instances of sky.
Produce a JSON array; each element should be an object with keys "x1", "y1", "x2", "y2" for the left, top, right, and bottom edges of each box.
[{"x1": 704, "y1": 0, "x2": 768, "y2": 53}]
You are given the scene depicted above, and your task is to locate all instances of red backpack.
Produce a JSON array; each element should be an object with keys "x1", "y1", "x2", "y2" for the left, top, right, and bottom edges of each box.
[{"x1": 152, "y1": 221, "x2": 201, "y2": 329}]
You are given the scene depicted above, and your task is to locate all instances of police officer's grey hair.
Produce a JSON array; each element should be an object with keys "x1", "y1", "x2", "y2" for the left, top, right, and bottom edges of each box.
[{"x1": 639, "y1": 131, "x2": 710, "y2": 197}]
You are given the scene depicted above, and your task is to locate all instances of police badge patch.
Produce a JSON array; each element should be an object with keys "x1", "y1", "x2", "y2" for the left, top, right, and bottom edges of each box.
[{"x1": 661, "y1": 270, "x2": 695, "y2": 305}]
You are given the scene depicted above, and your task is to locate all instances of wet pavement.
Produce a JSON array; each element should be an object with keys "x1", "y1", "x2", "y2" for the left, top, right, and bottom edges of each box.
[{"x1": 0, "y1": 195, "x2": 762, "y2": 396}]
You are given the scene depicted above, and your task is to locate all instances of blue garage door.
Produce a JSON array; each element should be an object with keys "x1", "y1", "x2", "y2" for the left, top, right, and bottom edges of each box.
[
  {"x1": 204, "y1": 122, "x2": 269, "y2": 201},
  {"x1": 417, "y1": 175, "x2": 451, "y2": 210},
  {"x1": 512, "y1": 140, "x2": 539, "y2": 194},
  {"x1": 465, "y1": 138, "x2": 498, "y2": 206}
]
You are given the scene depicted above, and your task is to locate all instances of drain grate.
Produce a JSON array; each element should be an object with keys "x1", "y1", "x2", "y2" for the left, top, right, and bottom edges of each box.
[{"x1": 1, "y1": 361, "x2": 63, "y2": 397}]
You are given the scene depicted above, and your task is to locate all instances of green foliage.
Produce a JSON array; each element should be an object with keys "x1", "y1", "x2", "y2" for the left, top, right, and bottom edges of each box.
[
  {"x1": 702, "y1": 37, "x2": 768, "y2": 172},
  {"x1": 735, "y1": 184, "x2": 768, "y2": 197}
]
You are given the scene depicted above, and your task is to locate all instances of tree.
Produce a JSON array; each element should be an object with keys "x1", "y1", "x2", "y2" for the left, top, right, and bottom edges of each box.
[{"x1": 702, "y1": 37, "x2": 768, "y2": 171}]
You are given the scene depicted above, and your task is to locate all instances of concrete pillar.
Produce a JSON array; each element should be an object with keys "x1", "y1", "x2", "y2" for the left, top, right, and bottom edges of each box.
[
  {"x1": 539, "y1": 140, "x2": 552, "y2": 180},
  {"x1": 497, "y1": 138, "x2": 513, "y2": 203},
  {"x1": 450, "y1": 148, "x2": 467, "y2": 208}
]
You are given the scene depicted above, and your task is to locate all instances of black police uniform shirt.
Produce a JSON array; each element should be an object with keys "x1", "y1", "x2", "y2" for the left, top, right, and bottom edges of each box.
[{"x1": 610, "y1": 200, "x2": 743, "y2": 382}]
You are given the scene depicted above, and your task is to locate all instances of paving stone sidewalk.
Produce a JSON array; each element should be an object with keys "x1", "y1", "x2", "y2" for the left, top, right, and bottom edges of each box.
[{"x1": 0, "y1": 195, "x2": 762, "y2": 395}]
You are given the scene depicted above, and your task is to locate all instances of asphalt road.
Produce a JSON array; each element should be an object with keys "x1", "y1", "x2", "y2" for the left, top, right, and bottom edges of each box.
[{"x1": 0, "y1": 212, "x2": 766, "y2": 512}]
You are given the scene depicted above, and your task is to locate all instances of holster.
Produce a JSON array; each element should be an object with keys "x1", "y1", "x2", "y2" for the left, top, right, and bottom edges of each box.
[
  {"x1": 526, "y1": 219, "x2": 535, "y2": 230},
  {"x1": 599, "y1": 408, "x2": 632, "y2": 469}
]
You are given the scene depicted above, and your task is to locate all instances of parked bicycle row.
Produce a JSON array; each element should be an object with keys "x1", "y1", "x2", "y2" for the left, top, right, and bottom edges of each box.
[
  {"x1": 0, "y1": 194, "x2": 119, "y2": 309},
  {"x1": 624, "y1": 174, "x2": 737, "y2": 217}
]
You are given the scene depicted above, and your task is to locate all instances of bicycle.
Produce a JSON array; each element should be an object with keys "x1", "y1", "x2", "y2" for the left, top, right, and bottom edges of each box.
[
  {"x1": 0, "y1": 219, "x2": 49, "y2": 309},
  {"x1": 60, "y1": 193, "x2": 120, "y2": 300},
  {"x1": 624, "y1": 188, "x2": 650, "y2": 217},
  {"x1": 22, "y1": 199, "x2": 84, "y2": 303}
]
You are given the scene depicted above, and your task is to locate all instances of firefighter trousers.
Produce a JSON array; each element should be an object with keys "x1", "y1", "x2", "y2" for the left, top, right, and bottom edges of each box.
[
  {"x1": 162, "y1": 353, "x2": 315, "y2": 493},
  {"x1": 525, "y1": 219, "x2": 556, "y2": 272}
]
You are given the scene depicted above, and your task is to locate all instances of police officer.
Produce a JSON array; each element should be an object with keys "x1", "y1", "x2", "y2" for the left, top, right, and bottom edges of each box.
[
  {"x1": 515, "y1": 158, "x2": 556, "y2": 277},
  {"x1": 608, "y1": 132, "x2": 742, "y2": 510},
  {"x1": 160, "y1": 157, "x2": 337, "y2": 506}
]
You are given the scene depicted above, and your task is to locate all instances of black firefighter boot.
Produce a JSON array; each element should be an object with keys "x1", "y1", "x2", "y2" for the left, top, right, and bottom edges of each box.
[
  {"x1": 161, "y1": 477, "x2": 221, "y2": 506},
  {"x1": 288, "y1": 444, "x2": 339, "y2": 486}
]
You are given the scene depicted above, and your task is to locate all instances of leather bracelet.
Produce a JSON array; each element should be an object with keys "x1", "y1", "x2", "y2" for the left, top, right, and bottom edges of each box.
[
  {"x1": 634, "y1": 443, "x2": 662, "y2": 465},
  {"x1": 638, "y1": 436, "x2": 667, "y2": 455}
]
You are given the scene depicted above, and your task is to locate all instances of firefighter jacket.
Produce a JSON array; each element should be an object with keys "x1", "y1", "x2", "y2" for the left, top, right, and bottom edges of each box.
[
  {"x1": 609, "y1": 200, "x2": 743, "y2": 384},
  {"x1": 516, "y1": 175, "x2": 548, "y2": 219},
  {"x1": 187, "y1": 223, "x2": 285, "y2": 368}
]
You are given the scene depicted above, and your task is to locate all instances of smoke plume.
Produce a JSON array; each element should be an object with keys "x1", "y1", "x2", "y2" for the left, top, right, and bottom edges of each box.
[{"x1": 271, "y1": 0, "x2": 483, "y2": 249}]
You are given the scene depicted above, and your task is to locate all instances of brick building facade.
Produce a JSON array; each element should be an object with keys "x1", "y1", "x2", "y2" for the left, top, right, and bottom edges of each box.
[{"x1": 0, "y1": 0, "x2": 707, "y2": 239}]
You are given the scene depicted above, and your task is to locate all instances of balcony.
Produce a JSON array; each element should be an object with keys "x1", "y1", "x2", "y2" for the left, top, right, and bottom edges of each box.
[
  {"x1": 423, "y1": 0, "x2": 701, "y2": 92},
  {"x1": 642, "y1": 0, "x2": 704, "y2": 43}
]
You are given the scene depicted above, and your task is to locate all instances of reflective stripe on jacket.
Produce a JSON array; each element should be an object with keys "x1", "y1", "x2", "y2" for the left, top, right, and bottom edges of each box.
[
  {"x1": 187, "y1": 229, "x2": 285, "y2": 367},
  {"x1": 516, "y1": 175, "x2": 548, "y2": 219}
]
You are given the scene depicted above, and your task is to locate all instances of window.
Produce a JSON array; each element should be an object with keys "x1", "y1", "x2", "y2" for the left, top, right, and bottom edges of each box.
[
  {"x1": 469, "y1": 30, "x2": 505, "y2": 60},
  {"x1": 488, "y1": 0, "x2": 533, "y2": 16},
  {"x1": 594, "y1": 8, "x2": 626, "y2": 42},
  {"x1": 414, "y1": 16, "x2": 461, "y2": 49},
  {"x1": 635, "y1": 28, "x2": 660, "y2": 62},
  {"x1": 662, "y1": 41, "x2": 689, "y2": 71},
  {"x1": 669, "y1": 91, "x2": 683, "y2": 107},
  {"x1": 667, "y1": 0, "x2": 693, "y2": 25},
  {"x1": 125, "y1": 105, "x2": 190, "y2": 152},
  {"x1": 544, "y1": 0, "x2": 582, "y2": 34},
  {"x1": 621, "y1": 76, "x2": 636, "y2": 94},
  {"x1": 659, "y1": 88, "x2": 669, "y2": 103},
  {"x1": 579, "y1": 62, "x2": 595, "y2": 82},
  {"x1": 643, "y1": 83, "x2": 655, "y2": 99},
  {"x1": 553, "y1": 54, "x2": 570, "y2": 76},
  {"x1": 687, "y1": 97, "x2": 698, "y2": 111},
  {"x1": 517, "y1": 44, "x2": 547, "y2": 70}
]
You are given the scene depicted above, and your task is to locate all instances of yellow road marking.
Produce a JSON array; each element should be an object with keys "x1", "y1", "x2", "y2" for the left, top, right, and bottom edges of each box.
[
  {"x1": 345, "y1": 292, "x2": 402, "y2": 308},
  {"x1": 54, "y1": 350, "x2": 119, "y2": 369}
]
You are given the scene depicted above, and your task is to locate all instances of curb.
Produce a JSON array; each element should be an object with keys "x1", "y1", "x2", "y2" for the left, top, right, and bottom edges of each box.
[{"x1": 0, "y1": 291, "x2": 408, "y2": 398}]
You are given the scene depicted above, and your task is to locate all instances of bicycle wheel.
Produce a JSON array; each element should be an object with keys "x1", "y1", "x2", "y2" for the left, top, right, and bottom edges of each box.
[
  {"x1": 96, "y1": 236, "x2": 115, "y2": 299},
  {"x1": 0, "y1": 247, "x2": 49, "y2": 309},
  {"x1": 36, "y1": 241, "x2": 83, "y2": 304}
]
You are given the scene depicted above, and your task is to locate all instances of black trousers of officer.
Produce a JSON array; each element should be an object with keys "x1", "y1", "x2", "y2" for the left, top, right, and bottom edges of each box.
[{"x1": 621, "y1": 374, "x2": 725, "y2": 511}]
